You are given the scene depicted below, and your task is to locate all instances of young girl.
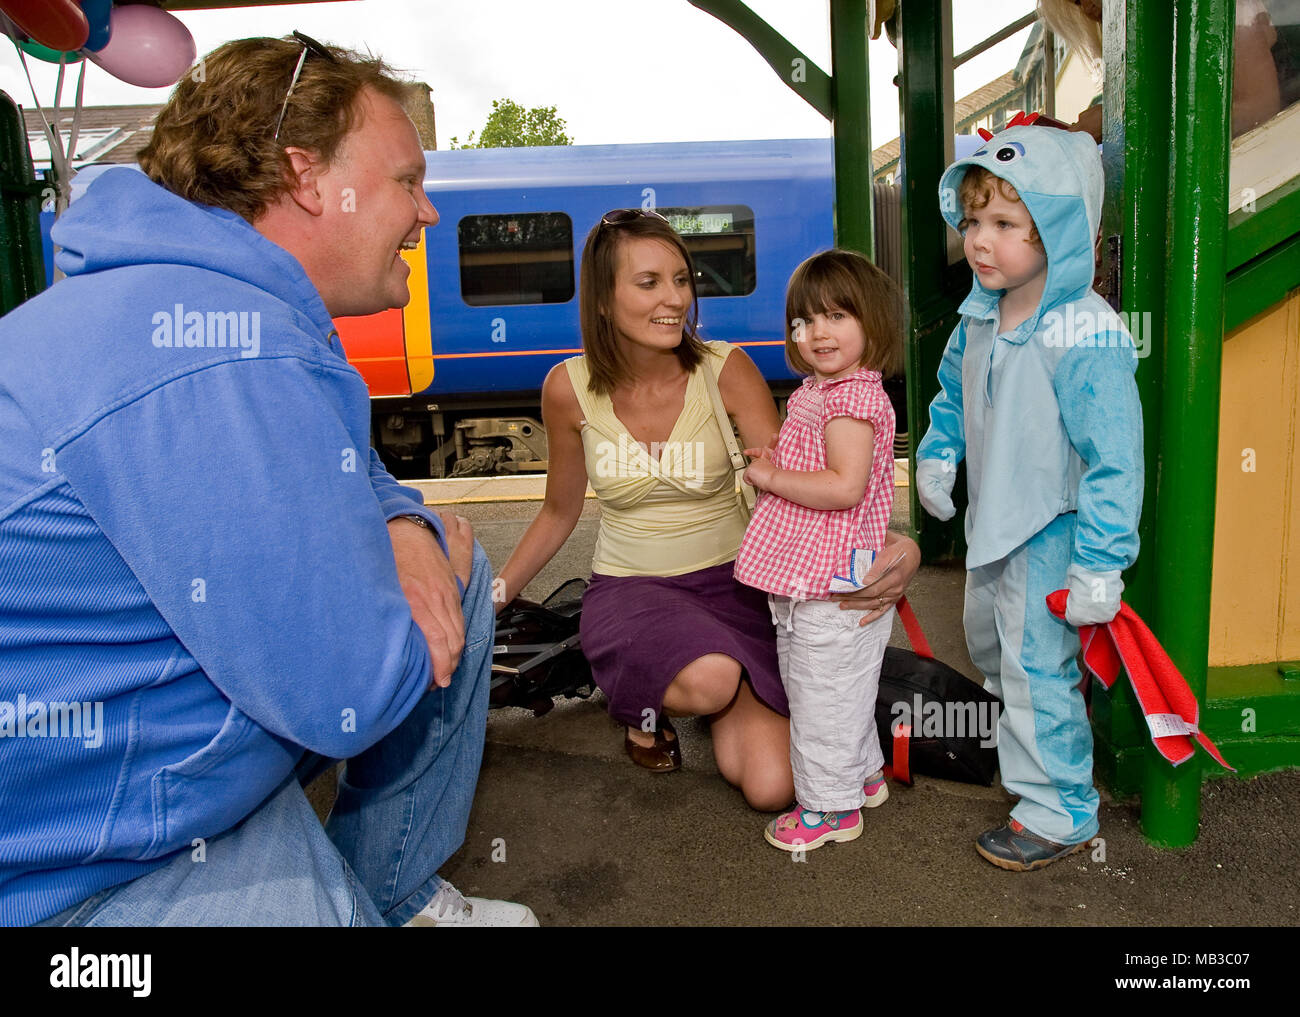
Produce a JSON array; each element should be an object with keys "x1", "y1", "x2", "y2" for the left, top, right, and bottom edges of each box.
[{"x1": 733, "y1": 249, "x2": 904, "y2": 851}]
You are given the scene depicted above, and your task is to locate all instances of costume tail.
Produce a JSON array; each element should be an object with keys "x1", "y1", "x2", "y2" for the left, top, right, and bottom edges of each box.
[{"x1": 1045, "y1": 591, "x2": 1234, "y2": 771}]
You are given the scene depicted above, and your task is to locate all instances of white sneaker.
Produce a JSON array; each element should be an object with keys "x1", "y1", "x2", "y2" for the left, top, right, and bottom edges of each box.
[{"x1": 404, "y1": 881, "x2": 539, "y2": 927}]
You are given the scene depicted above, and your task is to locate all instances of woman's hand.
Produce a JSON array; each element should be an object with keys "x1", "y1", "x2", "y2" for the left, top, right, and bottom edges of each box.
[
  {"x1": 742, "y1": 445, "x2": 776, "y2": 491},
  {"x1": 833, "y1": 531, "x2": 921, "y2": 626}
]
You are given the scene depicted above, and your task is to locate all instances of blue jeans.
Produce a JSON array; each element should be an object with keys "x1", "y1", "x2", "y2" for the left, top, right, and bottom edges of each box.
[{"x1": 37, "y1": 543, "x2": 494, "y2": 927}]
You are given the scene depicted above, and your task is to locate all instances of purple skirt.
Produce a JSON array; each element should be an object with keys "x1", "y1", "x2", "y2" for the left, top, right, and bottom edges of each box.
[{"x1": 580, "y1": 561, "x2": 788, "y2": 727}]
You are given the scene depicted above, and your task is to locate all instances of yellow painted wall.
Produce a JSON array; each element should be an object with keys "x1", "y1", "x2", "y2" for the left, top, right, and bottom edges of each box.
[
  {"x1": 1055, "y1": 50, "x2": 1101, "y2": 123},
  {"x1": 1209, "y1": 290, "x2": 1300, "y2": 665}
]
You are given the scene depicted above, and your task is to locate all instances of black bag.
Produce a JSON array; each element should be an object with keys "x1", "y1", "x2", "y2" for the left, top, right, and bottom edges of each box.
[
  {"x1": 875, "y1": 598, "x2": 1000, "y2": 786},
  {"x1": 490, "y1": 580, "x2": 596, "y2": 717}
]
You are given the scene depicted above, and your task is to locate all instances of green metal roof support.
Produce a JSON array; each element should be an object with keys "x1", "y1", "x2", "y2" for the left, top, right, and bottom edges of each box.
[
  {"x1": 896, "y1": 0, "x2": 966, "y2": 561},
  {"x1": 828, "y1": 0, "x2": 873, "y2": 257},
  {"x1": 688, "y1": 1, "x2": 832, "y2": 119},
  {"x1": 1141, "y1": 0, "x2": 1233, "y2": 847},
  {"x1": 688, "y1": 0, "x2": 872, "y2": 254}
]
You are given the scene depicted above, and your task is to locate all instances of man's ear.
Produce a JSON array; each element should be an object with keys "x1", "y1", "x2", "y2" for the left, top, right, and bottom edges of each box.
[{"x1": 282, "y1": 146, "x2": 327, "y2": 217}]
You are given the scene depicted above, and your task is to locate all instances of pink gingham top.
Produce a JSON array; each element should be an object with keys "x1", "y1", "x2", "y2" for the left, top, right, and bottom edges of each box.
[{"x1": 733, "y1": 368, "x2": 895, "y2": 599}]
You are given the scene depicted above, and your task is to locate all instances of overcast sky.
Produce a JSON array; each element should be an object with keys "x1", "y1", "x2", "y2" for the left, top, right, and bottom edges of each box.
[{"x1": 1, "y1": 0, "x2": 1039, "y2": 150}]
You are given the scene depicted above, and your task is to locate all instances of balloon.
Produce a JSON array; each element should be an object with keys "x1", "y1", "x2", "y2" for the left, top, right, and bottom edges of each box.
[
  {"x1": 0, "y1": 11, "x2": 28, "y2": 42},
  {"x1": 15, "y1": 36, "x2": 84, "y2": 64},
  {"x1": 86, "y1": 5, "x2": 197, "y2": 89},
  {"x1": 0, "y1": 0, "x2": 88, "y2": 52},
  {"x1": 79, "y1": 0, "x2": 111, "y2": 53}
]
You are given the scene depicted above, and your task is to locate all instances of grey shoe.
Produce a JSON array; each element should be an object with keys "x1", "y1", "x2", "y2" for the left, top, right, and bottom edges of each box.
[{"x1": 975, "y1": 821, "x2": 1087, "y2": 872}]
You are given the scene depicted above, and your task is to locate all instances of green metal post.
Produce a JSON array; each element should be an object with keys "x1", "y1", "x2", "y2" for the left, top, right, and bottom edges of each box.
[
  {"x1": 1089, "y1": 0, "x2": 1176, "y2": 800},
  {"x1": 897, "y1": 0, "x2": 965, "y2": 562},
  {"x1": 0, "y1": 91, "x2": 48, "y2": 316},
  {"x1": 1141, "y1": 0, "x2": 1233, "y2": 846},
  {"x1": 829, "y1": 0, "x2": 872, "y2": 257},
  {"x1": 1108, "y1": 2, "x2": 1172, "y2": 624}
]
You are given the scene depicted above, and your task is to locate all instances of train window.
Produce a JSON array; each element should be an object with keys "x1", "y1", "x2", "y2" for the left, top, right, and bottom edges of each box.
[
  {"x1": 659, "y1": 205, "x2": 756, "y2": 298},
  {"x1": 458, "y1": 212, "x2": 575, "y2": 306}
]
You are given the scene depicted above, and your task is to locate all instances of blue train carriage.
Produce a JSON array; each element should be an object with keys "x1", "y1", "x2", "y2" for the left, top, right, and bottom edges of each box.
[{"x1": 335, "y1": 138, "x2": 836, "y2": 477}]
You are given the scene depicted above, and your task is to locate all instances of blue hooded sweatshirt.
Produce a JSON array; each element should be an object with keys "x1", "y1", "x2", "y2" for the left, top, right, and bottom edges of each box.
[
  {"x1": 916, "y1": 125, "x2": 1144, "y2": 572},
  {"x1": 0, "y1": 168, "x2": 448, "y2": 925}
]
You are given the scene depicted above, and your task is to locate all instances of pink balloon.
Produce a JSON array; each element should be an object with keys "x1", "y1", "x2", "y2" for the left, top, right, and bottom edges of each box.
[{"x1": 87, "y1": 4, "x2": 196, "y2": 89}]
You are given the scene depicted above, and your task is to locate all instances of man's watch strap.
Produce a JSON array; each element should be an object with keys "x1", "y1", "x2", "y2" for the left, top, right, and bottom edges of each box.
[{"x1": 398, "y1": 513, "x2": 436, "y2": 533}]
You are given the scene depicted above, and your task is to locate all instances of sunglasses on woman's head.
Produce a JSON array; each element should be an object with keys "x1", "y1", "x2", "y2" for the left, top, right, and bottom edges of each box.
[{"x1": 599, "y1": 208, "x2": 671, "y2": 229}]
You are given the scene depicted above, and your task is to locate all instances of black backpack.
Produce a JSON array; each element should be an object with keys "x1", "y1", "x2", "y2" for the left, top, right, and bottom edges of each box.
[
  {"x1": 491, "y1": 580, "x2": 596, "y2": 716},
  {"x1": 876, "y1": 598, "x2": 1000, "y2": 786}
]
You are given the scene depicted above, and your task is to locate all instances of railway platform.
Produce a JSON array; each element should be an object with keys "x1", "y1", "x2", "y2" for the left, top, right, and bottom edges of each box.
[{"x1": 307, "y1": 492, "x2": 1300, "y2": 927}]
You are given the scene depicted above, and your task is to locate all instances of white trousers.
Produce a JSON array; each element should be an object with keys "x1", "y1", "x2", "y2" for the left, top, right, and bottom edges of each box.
[{"x1": 769, "y1": 596, "x2": 893, "y2": 812}]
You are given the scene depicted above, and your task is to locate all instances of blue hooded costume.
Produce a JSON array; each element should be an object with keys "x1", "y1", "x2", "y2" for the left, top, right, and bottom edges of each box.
[{"x1": 915, "y1": 126, "x2": 1144, "y2": 844}]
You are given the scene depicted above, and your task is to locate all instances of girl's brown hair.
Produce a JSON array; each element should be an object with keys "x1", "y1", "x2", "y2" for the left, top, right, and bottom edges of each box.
[
  {"x1": 139, "y1": 36, "x2": 411, "y2": 223},
  {"x1": 578, "y1": 212, "x2": 707, "y2": 395},
  {"x1": 784, "y1": 249, "x2": 904, "y2": 378}
]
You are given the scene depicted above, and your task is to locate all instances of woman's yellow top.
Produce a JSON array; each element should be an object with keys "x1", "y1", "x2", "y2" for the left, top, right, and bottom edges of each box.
[{"x1": 565, "y1": 341, "x2": 749, "y2": 578}]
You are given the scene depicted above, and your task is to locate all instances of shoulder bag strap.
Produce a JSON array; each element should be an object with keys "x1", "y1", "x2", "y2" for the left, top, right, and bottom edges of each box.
[{"x1": 699, "y1": 354, "x2": 756, "y2": 517}]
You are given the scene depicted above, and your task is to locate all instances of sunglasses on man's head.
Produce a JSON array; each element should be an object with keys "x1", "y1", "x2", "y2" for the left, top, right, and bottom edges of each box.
[{"x1": 272, "y1": 30, "x2": 338, "y2": 143}]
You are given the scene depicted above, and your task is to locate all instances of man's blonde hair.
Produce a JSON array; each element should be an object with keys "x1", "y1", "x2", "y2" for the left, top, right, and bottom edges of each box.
[{"x1": 138, "y1": 37, "x2": 411, "y2": 222}]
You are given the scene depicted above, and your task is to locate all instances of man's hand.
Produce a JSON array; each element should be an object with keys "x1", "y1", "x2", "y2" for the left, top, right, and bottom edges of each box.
[
  {"x1": 436, "y1": 510, "x2": 475, "y2": 589},
  {"x1": 387, "y1": 515, "x2": 470, "y2": 689}
]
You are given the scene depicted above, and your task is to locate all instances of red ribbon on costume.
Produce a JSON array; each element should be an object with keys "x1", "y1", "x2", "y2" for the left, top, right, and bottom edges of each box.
[{"x1": 1045, "y1": 591, "x2": 1234, "y2": 771}]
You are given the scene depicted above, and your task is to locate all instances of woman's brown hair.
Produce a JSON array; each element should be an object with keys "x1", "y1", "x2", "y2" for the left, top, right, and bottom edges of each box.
[
  {"x1": 784, "y1": 249, "x2": 904, "y2": 378},
  {"x1": 138, "y1": 36, "x2": 411, "y2": 223},
  {"x1": 578, "y1": 212, "x2": 708, "y2": 395}
]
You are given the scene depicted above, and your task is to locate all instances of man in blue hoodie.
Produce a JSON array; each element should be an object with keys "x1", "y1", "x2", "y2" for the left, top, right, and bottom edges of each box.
[
  {"x1": 915, "y1": 123, "x2": 1144, "y2": 871},
  {"x1": 0, "y1": 35, "x2": 535, "y2": 926}
]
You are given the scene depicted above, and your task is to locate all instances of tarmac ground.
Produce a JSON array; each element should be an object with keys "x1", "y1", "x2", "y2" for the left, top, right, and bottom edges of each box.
[{"x1": 312, "y1": 491, "x2": 1300, "y2": 927}]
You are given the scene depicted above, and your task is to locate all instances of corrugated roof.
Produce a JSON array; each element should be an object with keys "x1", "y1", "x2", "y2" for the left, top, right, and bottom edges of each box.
[
  {"x1": 872, "y1": 69, "x2": 1024, "y2": 173},
  {"x1": 22, "y1": 104, "x2": 159, "y2": 167}
]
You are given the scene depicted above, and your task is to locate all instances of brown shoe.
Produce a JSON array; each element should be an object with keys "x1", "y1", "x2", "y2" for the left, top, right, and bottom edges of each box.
[{"x1": 624, "y1": 718, "x2": 682, "y2": 773}]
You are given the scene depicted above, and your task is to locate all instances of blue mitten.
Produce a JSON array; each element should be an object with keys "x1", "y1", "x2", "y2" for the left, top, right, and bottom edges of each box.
[
  {"x1": 1064, "y1": 563, "x2": 1124, "y2": 626},
  {"x1": 915, "y1": 458, "x2": 957, "y2": 521}
]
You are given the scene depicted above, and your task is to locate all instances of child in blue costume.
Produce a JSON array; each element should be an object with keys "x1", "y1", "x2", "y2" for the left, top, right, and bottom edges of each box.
[{"x1": 915, "y1": 122, "x2": 1144, "y2": 870}]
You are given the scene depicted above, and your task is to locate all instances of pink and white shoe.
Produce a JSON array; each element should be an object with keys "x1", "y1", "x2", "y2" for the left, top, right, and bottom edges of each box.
[
  {"x1": 863, "y1": 770, "x2": 889, "y2": 809},
  {"x1": 763, "y1": 804, "x2": 862, "y2": 852}
]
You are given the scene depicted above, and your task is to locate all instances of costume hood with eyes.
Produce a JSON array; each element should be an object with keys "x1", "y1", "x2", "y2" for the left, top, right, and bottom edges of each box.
[
  {"x1": 917, "y1": 121, "x2": 1143, "y2": 574},
  {"x1": 939, "y1": 122, "x2": 1104, "y2": 331}
]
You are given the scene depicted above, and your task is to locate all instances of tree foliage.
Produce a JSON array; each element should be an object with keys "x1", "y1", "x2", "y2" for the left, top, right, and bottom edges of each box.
[{"x1": 449, "y1": 99, "x2": 573, "y2": 149}]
